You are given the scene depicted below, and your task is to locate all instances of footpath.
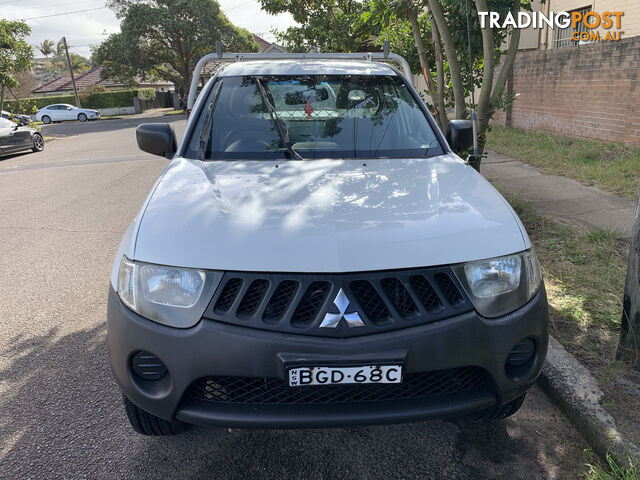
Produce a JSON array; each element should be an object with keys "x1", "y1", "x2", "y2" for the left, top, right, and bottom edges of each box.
[{"x1": 482, "y1": 150, "x2": 640, "y2": 467}]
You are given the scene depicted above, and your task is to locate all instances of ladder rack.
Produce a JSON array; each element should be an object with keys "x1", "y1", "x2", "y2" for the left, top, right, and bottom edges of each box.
[{"x1": 187, "y1": 51, "x2": 413, "y2": 110}]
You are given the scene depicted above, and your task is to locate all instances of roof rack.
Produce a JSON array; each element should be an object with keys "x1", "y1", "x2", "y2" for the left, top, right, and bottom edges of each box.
[{"x1": 187, "y1": 49, "x2": 412, "y2": 110}]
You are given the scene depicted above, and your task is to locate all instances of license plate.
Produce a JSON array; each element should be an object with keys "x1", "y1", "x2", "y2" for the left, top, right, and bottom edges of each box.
[{"x1": 288, "y1": 364, "x2": 402, "y2": 387}]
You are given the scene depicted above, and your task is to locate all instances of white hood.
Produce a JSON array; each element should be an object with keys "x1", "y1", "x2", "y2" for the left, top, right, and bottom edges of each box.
[{"x1": 132, "y1": 154, "x2": 528, "y2": 272}]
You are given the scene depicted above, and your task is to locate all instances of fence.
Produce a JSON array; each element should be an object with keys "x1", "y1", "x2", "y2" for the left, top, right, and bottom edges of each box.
[{"x1": 493, "y1": 36, "x2": 640, "y2": 146}]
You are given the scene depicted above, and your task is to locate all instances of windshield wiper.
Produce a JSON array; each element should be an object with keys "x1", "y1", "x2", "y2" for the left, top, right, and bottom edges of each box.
[
  {"x1": 198, "y1": 81, "x2": 223, "y2": 160},
  {"x1": 254, "y1": 77, "x2": 303, "y2": 161}
]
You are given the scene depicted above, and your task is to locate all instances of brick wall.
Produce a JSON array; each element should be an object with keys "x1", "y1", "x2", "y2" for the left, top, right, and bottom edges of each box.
[{"x1": 493, "y1": 36, "x2": 640, "y2": 146}]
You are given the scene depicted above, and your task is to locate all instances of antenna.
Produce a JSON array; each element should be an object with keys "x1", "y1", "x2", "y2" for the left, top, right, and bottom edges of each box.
[{"x1": 464, "y1": 0, "x2": 479, "y2": 160}]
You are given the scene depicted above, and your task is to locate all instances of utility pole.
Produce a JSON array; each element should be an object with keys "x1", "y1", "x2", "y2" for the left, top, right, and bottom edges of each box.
[
  {"x1": 62, "y1": 36, "x2": 81, "y2": 108},
  {"x1": 617, "y1": 183, "x2": 640, "y2": 369}
]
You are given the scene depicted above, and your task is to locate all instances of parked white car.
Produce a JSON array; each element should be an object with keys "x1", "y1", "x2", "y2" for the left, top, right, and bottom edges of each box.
[{"x1": 35, "y1": 104, "x2": 100, "y2": 124}]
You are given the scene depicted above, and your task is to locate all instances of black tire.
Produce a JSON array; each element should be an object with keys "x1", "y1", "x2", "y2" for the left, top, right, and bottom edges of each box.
[
  {"x1": 78, "y1": 113, "x2": 88, "y2": 122},
  {"x1": 122, "y1": 395, "x2": 190, "y2": 436},
  {"x1": 496, "y1": 393, "x2": 527, "y2": 419},
  {"x1": 488, "y1": 393, "x2": 527, "y2": 420},
  {"x1": 32, "y1": 133, "x2": 44, "y2": 152},
  {"x1": 466, "y1": 393, "x2": 527, "y2": 421},
  {"x1": 41, "y1": 115, "x2": 51, "y2": 124}
]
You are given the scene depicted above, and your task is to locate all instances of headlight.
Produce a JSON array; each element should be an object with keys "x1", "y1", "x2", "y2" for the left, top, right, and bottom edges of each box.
[
  {"x1": 117, "y1": 257, "x2": 222, "y2": 328},
  {"x1": 453, "y1": 250, "x2": 542, "y2": 318}
]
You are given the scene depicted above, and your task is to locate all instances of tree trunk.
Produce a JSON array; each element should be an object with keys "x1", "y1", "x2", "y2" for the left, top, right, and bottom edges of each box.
[
  {"x1": 484, "y1": 0, "x2": 521, "y2": 135},
  {"x1": 182, "y1": 69, "x2": 192, "y2": 99},
  {"x1": 475, "y1": 0, "x2": 494, "y2": 135},
  {"x1": 617, "y1": 184, "x2": 640, "y2": 369},
  {"x1": 407, "y1": 8, "x2": 439, "y2": 124},
  {"x1": 431, "y1": 14, "x2": 448, "y2": 131},
  {"x1": 0, "y1": 85, "x2": 5, "y2": 113},
  {"x1": 426, "y1": 0, "x2": 466, "y2": 119}
]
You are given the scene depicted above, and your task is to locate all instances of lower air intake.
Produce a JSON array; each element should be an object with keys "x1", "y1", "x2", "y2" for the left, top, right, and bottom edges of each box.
[{"x1": 187, "y1": 367, "x2": 490, "y2": 404}]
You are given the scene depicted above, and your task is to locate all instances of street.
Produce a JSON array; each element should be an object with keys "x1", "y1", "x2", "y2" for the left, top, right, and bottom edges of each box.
[{"x1": 0, "y1": 115, "x2": 587, "y2": 479}]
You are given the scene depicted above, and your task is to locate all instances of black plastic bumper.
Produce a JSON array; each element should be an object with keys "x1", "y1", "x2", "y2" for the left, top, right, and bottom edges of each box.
[{"x1": 107, "y1": 285, "x2": 548, "y2": 428}]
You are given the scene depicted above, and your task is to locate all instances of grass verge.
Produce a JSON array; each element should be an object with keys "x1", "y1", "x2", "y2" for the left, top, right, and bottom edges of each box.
[
  {"x1": 582, "y1": 449, "x2": 638, "y2": 480},
  {"x1": 164, "y1": 109, "x2": 186, "y2": 115},
  {"x1": 504, "y1": 192, "x2": 640, "y2": 457},
  {"x1": 503, "y1": 193, "x2": 626, "y2": 370},
  {"x1": 486, "y1": 126, "x2": 640, "y2": 200}
]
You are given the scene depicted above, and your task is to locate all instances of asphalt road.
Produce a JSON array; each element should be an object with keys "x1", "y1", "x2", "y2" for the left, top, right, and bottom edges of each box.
[{"x1": 0, "y1": 115, "x2": 588, "y2": 479}]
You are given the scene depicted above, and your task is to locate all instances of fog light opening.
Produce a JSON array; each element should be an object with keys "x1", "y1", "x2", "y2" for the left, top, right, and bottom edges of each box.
[
  {"x1": 505, "y1": 338, "x2": 536, "y2": 380},
  {"x1": 131, "y1": 351, "x2": 167, "y2": 381}
]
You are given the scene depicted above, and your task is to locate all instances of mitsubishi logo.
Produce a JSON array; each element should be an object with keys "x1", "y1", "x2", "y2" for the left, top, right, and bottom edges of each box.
[{"x1": 319, "y1": 288, "x2": 365, "y2": 328}]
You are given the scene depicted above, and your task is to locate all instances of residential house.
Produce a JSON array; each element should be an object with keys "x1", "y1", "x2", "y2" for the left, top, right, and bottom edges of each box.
[
  {"x1": 517, "y1": 0, "x2": 640, "y2": 50},
  {"x1": 493, "y1": 1, "x2": 640, "y2": 145},
  {"x1": 31, "y1": 66, "x2": 174, "y2": 97}
]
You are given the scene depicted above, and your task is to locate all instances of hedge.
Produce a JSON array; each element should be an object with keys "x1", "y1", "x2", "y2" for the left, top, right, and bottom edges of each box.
[{"x1": 3, "y1": 88, "x2": 157, "y2": 114}]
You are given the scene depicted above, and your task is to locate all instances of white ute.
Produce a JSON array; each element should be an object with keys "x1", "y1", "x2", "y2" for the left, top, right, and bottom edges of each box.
[{"x1": 107, "y1": 52, "x2": 548, "y2": 436}]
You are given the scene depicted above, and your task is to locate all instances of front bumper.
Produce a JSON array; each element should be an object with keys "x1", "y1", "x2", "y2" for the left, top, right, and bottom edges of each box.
[{"x1": 107, "y1": 286, "x2": 548, "y2": 428}]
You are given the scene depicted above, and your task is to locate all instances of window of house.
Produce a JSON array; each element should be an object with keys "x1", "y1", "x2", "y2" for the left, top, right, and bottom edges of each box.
[{"x1": 554, "y1": 6, "x2": 591, "y2": 48}]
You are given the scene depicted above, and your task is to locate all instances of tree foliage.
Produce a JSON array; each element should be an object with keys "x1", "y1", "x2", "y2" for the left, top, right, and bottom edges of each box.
[
  {"x1": 40, "y1": 44, "x2": 91, "y2": 82},
  {"x1": 38, "y1": 39, "x2": 55, "y2": 59},
  {"x1": 259, "y1": 0, "x2": 376, "y2": 52},
  {"x1": 95, "y1": 0, "x2": 259, "y2": 94},
  {"x1": 0, "y1": 19, "x2": 34, "y2": 111},
  {"x1": 262, "y1": 0, "x2": 525, "y2": 153}
]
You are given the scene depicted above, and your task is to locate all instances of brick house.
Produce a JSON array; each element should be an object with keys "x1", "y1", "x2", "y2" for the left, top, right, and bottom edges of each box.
[{"x1": 493, "y1": 0, "x2": 640, "y2": 145}]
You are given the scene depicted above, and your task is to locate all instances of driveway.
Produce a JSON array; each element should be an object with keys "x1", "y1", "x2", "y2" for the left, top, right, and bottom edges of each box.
[{"x1": 0, "y1": 115, "x2": 587, "y2": 479}]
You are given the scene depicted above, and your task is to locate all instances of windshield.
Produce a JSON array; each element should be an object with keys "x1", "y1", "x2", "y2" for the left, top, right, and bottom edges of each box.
[{"x1": 186, "y1": 74, "x2": 443, "y2": 160}]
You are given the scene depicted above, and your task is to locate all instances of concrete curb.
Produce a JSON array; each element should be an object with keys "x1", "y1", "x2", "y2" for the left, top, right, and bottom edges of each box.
[{"x1": 538, "y1": 336, "x2": 640, "y2": 467}]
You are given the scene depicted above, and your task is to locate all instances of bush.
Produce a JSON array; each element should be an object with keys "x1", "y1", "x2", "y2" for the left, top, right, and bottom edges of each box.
[
  {"x1": 3, "y1": 88, "x2": 156, "y2": 114},
  {"x1": 136, "y1": 88, "x2": 156, "y2": 101}
]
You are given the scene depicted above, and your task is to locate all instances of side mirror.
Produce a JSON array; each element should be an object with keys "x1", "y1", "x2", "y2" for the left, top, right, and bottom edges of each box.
[
  {"x1": 67, "y1": 107, "x2": 72, "y2": 110},
  {"x1": 136, "y1": 123, "x2": 177, "y2": 159},
  {"x1": 445, "y1": 119, "x2": 474, "y2": 154}
]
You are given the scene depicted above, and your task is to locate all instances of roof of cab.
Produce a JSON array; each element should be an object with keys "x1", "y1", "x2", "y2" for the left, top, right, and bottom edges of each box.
[{"x1": 217, "y1": 59, "x2": 398, "y2": 77}]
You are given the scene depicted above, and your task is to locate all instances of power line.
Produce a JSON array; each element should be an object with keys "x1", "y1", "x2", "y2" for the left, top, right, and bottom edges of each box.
[
  {"x1": 23, "y1": 6, "x2": 108, "y2": 21},
  {"x1": 224, "y1": 0, "x2": 254, "y2": 12},
  {"x1": 0, "y1": 0, "x2": 102, "y2": 5}
]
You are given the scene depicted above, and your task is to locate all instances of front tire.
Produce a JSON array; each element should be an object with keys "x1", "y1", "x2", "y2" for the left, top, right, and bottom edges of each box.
[
  {"x1": 32, "y1": 133, "x2": 44, "y2": 152},
  {"x1": 466, "y1": 393, "x2": 527, "y2": 421},
  {"x1": 78, "y1": 113, "x2": 88, "y2": 122},
  {"x1": 122, "y1": 395, "x2": 190, "y2": 436},
  {"x1": 41, "y1": 115, "x2": 51, "y2": 124}
]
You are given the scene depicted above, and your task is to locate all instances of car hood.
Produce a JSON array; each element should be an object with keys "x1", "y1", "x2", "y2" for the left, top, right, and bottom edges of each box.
[{"x1": 133, "y1": 154, "x2": 528, "y2": 272}]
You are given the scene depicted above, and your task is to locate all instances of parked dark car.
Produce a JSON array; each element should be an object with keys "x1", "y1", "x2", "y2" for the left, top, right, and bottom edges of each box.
[
  {"x1": 0, "y1": 117, "x2": 44, "y2": 156},
  {"x1": 1, "y1": 109, "x2": 32, "y2": 126}
]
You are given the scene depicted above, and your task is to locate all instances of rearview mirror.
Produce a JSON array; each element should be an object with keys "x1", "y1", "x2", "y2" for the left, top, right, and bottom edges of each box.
[
  {"x1": 136, "y1": 123, "x2": 177, "y2": 159},
  {"x1": 445, "y1": 120, "x2": 473, "y2": 154}
]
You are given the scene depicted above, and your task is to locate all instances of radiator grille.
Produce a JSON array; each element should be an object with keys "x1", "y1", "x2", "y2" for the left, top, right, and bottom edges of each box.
[
  {"x1": 349, "y1": 280, "x2": 390, "y2": 325},
  {"x1": 263, "y1": 280, "x2": 298, "y2": 323},
  {"x1": 214, "y1": 278, "x2": 242, "y2": 313},
  {"x1": 187, "y1": 367, "x2": 489, "y2": 405},
  {"x1": 291, "y1": 281, "x2": 331, "y2": 327},
  {"x1": 204, "y1": 267, "x2": 471, "y2": 337}
]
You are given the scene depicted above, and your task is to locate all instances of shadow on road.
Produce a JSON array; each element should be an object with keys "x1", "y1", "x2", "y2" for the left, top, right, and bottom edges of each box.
[{"x1": 0, "y1": 321, "x2": 586, "y2": 479}]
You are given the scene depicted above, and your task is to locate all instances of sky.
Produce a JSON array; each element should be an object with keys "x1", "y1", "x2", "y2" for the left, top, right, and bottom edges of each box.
[{"x1": 0, "y1": 0, "x2": 297, "y2": 59}]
